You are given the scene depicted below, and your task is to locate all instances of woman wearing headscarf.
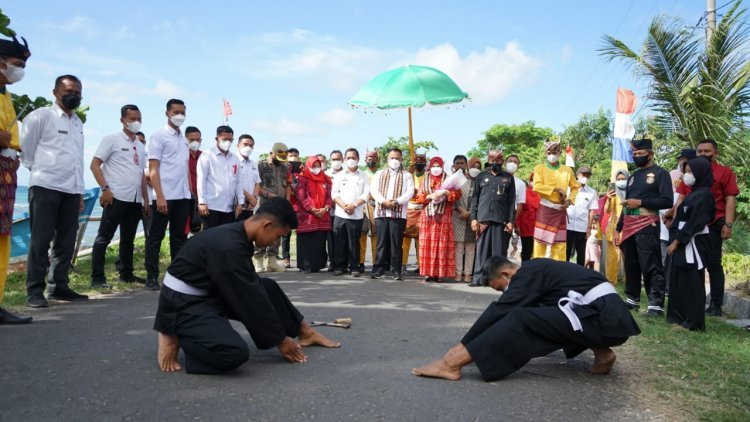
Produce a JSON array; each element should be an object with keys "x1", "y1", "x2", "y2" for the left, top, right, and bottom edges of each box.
[
  {"x1": 666, "y1": 158, "x2": 714, "y2": 331},
  {"x1": 452, "y1": 158, "x2": 481, "y2": 281},
  {"x1": 515, "y1": 172, "x2": 540, "y2": 262},
  {"x1": 601, "y1": 169, "x2": 628, "y2": 283},
  {"x1": 295, "y1": 156, "x2": 333, "y2": 273},
  {"x1": 415, "y1": 157, "x2": 461, "y2": 282}
]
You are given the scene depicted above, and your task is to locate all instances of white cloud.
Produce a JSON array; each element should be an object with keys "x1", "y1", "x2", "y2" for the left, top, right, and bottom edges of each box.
[
  {"x1": 317, "y1": 107, "x2": 356, "y2": 127},
  {"x1": 407, "y1": 42, "x2": 542, "y2": 105},
  {"x1": 40, "y1": 16, "x2": 132, "y2": 39},
  {"x1": 85, "y1": 79, "x2": 184, "y2": 105}
]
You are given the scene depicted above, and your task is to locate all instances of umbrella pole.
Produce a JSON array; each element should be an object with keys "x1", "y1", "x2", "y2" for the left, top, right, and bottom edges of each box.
[{"x1": 408, "y1": 107, "x2": 415, "y2": 162}]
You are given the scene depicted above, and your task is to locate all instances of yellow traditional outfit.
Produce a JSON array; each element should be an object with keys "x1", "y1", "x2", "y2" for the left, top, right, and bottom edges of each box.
[{"x1": 0, "y1": 89, "x2": 20, "y2": 304}]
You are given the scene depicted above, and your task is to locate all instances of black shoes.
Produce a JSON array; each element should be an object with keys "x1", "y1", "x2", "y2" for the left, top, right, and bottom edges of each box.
[
  {"x1": 351, "y1": 271, "x2": 361, "y2": 278},
  {"x1": 91, "y1": 282, "x2": 112, "y2": 289},
  {"x1": 645, "y1": 309, "x2": 664, "y2": 318},
  {"x1": 705, "y1": 305, "x2": 723, "y2": 317},
  {"x1": 48, "y1": 288, "x2": 89, "y2": 302},
  {"x1": 120, "y1": 274, "x2": 147, "y2": 284},
  {"x1": 333, "y1": 270, "x2": 344, "y2": 276},
  {"x1": 145, "y1": 278, "x2": 161, "y2": 291},
  {"x1": 371, "y1": 271, "x2": 384, "y2": 279},
  {"x1": 359, "y1": 264, "x2": 365, "y2": 273},
  {"x1": 26, "y1": 295, "x2": 48, "y2": 308},
  {"x1": 468, "y1": 282, "x2": 482, "y2": 287},
  {"x1": 392, "y1": 272, "x2": 403, "y2": 281},
  {"x1": 0, "y1": 307, "x2": 32, "y2": 324}
]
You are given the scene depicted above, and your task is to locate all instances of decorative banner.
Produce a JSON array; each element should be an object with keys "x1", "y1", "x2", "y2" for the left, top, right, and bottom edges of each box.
[
  {"x1": 565, "y1": 145, "x2": 575, "y2": 167},
  {"x1": 223, "y1": 98, "x2": 233, "y2": 118},
  {"x1": 612, "y1": 88, "x2": 636, "y2": 180}
]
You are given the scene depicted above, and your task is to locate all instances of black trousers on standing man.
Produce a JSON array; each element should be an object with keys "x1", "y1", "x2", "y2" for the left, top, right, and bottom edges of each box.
[
  {"x1": 91, "y1": 198, "x2": 143, "y2": 284},
  {"x1": 373, "y1": 217, "x2": 406, "y2": 276},
  {"x1": 621, "y1": 232, "x2": 666, "y2": 311},
  {"x1": 146, "y1": 199, "x2": 190, "y2": 281},
  {"x1": 566, "y1": 230, "x2": 587, "y2": 266},
  {"x1": 25, "y1": 186, "x2": 81, "y2": 299},
  {"x1": 333, "y1": 216, "x2": 363, "y2": 272}
]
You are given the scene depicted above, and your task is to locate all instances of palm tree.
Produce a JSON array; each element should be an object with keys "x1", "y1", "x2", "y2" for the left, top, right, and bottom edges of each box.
[{"x1": 599, "y1": 0, "x2": 750, "y2": 166}]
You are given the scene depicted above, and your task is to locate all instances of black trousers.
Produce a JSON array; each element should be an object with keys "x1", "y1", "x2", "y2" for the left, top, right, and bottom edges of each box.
[
  {"x1": 621, "y1": 232, "x2": 666, "y2": 310},
  {"x1": 520, "y1": 236, "x2": 534, "y2": 262},
  {"x1": 462, "y1": 305, "x2": 628, "y2": 381},
  {"x1": 374, "y1": 217, "x2": 407, "y2": 274},
  {"x1": 296, "y1": 231, "x2": 328, "y2": 271},
  {"x1": 325, "y1": 230, "x2": 335, "y2": 267},
  {"x1": 201, "y1": 210, "x2": 235, "y2": 229},
  {"x1": 236, "y1": 209, "x2": 253, "y2": 221},
  {"x1": 280, "y1": 232, "x2": 291, "y2": 260},
  {"x1": 472, "y1": 223, "x2": 508, "y2": 285},
  {"x1": 188, "y1": 196, "x2": 202, "y2": 233},
  {"x1": 154, "y1": 277, "x2": 303, "y2": 374},
  {"x1": 145, "y1": 199, "x2": 190, "y2": 279},
  {"x1": 706, "y1": 221, "x2": 725, "y2": 307},
  {"x1": 91, "y1": 199, "x2": 142, "y2": 283},
  {"x1": 333, "y1": 216, "x2": 363, "y2": 272},
  {"x1": 25, "y1": 187, "x2": 81, "y2": 297},
  {"x1": 566, "y1": 230, "x2": 587, "y2": 266},
  {"x1": 668, "y1": 262, "x2": 706, "y2": 331}
]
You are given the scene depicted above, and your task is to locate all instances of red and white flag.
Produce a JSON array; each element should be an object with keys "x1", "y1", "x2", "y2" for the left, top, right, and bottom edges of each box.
[
  {"x1": 223, "y1": 98, "x2": 233, "y2": 118},
  {"x1": 565, "y1": 145, "x2": 575, "y2": 167}
]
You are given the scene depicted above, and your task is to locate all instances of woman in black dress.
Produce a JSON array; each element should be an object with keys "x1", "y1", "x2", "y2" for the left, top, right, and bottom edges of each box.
[{"x1": 666, "y1": 158, "x2": 714, "y2": 331}]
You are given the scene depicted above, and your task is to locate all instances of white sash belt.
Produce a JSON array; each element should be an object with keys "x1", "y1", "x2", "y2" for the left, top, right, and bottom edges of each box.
[
  {"x1": 558, "y1": 282, "x2": 617, "y2": 332},
  {"x1": 677, "y1": 221, "x2": 709, "y2": 270},
  {"x1": 0, "y1": 148, "x2": 18, "y2": 159},
  {"x1": 540, "y1": 198, "x2": 564, "y2": 210},
  {"x1": 163, "y1": 272, "x2": 209, "y2": 297}
]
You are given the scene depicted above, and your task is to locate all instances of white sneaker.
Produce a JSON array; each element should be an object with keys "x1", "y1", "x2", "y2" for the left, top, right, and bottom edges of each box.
[
  {"x1": 253, "y1": 256, "x2": 266, "y2": 272},
  {"x1": 265, "y1": 257, "x2": 286, "y2": 272}
]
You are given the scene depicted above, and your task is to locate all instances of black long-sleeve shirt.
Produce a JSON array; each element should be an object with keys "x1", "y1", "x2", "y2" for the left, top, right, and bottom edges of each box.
[
  {"x1": 470, "y1": 170, "x2": 516, "y2": 224},
  {"x1": 167, "y1": 222, "x2": 287, "y2": 349},
  {"x1": 616, "y1": 164, "x2": 673, "y2": 233},
  {"x1": 669, "y1": 187, "x2": 714, "y2": 268}
]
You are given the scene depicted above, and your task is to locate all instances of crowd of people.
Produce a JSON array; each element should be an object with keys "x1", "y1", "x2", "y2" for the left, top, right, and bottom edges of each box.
[{"x1": 0, "y1": 34, "x2": 742, "y2": 339}]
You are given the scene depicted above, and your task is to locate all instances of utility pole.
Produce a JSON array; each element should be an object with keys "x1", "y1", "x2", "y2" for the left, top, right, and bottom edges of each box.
[{"x1": 707, "y1": 0, "x2": 717, "y2": 42}]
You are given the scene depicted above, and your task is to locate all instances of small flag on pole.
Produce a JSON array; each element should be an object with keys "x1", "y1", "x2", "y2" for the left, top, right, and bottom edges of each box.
[
  {"x1": 223, "y1": 98, "x2": 233, "y2": 122},
  {"x1": 565, "y1": 145, "x2": 575, "y2": 167}
]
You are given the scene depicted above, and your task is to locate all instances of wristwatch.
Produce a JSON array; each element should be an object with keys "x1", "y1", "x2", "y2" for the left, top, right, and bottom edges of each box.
[
  {"x1": 725, "y1": 222, "x2": 733, "y2": 228},
  {"x1": 101, "y1": 185, "x2": 110, "y2": 192}
]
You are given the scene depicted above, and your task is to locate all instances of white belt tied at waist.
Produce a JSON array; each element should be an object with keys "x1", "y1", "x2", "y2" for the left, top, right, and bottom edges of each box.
[
  {"x1": 0, "y1": 148, "x2": 18, "y2": 159},
  {"x1": 558, "y1": 282, "x2": 617, "y2": 332},
  {"x1": 540, "y1": 198, "x2": 564, "y2": 210},
  {"x1": 678, "y1": 221, "x2": 709, "y2": 270},
  {"x1": 163, "y1": 272, "x2": 209, "y2": 297}
]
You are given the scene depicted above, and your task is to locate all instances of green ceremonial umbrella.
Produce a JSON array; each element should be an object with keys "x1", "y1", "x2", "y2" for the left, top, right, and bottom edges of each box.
[{"x1": 349, "y1": 65, "x2": 469, "y2": 159}]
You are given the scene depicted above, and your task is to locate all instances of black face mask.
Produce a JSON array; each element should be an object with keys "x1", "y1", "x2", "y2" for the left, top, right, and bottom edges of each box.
[
  {"x1": 290, "y1": 161, "x2": 302, "y2": 173},
  {"x1": 491, "y1": 163, "x2": 502, "y2": 173},
  {"x1": 633, "y1": 155, "x2": 650, "y2": 167},
  {"x1": 61, "y1": 94, "x2": 82, "y2": 110},
  {"x1": 700, "y1": 154, "x2": 714, "y2": 162},
  {"x1": 414, "y1": 163, "x2": 426, "y2": 172},
  {"x1": 366, "y1": 161, "x2": 377, "y2": 169}
]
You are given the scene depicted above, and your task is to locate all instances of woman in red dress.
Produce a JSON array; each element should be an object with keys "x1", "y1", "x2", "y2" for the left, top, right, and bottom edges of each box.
[
  {"x1": 294, "y1": 156, "x2": 333, "y2": 273},
  {"x1": 515, "y1": 172, "x2": 540, "y2": 262},
  {"x1": 415, "y1": 157, "x2": 462, "y2": 282}
]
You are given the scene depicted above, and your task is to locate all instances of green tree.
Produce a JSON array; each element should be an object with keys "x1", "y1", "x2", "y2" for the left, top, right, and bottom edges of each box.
[
  {"x1": 599, "y1": 0, "x2": 750, "y2": 165},
  {"x1": 468, "y1": 121, "x2": 554, "y2": 181},
  {"x1": 375, "y1": 136, "x2": 437, "y2": 170},
  {"x1": 0, "y1": 8, "x2": 16, "y2": 37},
  {"x1": 11, "y1": 94, "x2": 89, "y2": 124},
  {"x1": 560, "y1": 109, "x2": 613, "y2": 192}
]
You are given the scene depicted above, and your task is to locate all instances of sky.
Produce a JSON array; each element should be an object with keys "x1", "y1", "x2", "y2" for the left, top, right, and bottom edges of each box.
[{"x1": 5, "y1": 0, "x2": 709, "y2": 188}]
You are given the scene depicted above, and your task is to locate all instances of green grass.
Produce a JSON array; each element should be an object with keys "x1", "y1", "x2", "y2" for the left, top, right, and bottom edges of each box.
[
  {"x1": 622, "y1": 288, "x2": 750, "y2": 421},
  {"x1": 2, "y1": 236, "x2": 171, "y2": 308}
]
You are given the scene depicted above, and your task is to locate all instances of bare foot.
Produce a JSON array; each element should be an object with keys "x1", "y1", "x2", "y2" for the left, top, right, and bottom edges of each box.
[
  {"x1": 158, "y1": 333, "x2": 183, "y2": 372},
  {"x1": 590, "y1": 347, "x2": 616, "y2": 375},
  {"x1": 411, "y1": 358, "x2": 462, "y2": 381},
  {"x1": 298, "y1": 322, "x2": 341, "y2": 348}
]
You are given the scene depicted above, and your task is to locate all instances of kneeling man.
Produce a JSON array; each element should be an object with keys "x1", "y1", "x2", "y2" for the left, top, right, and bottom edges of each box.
[
  {"x1": 412, "y1": 257, "x2": 640, "y2": 381},
  {"x1": 155, "y1": 197, "x2": 339, "y2": 374}
]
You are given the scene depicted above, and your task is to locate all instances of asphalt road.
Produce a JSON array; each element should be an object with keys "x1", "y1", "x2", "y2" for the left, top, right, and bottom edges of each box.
[{"x1": 0, "y1": 272, "x2": 658, "y2": 421}]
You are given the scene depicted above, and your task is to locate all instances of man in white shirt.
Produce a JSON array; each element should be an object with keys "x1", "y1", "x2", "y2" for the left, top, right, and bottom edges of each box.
[
  {"x1": 90, "y1": 105, "x2": 150, "y2": 289},
  {"x1": 331, "y1": 148, "x2": 370, "y2": 277},
  {"x1": 369, "y1": 147, "x2": 414, "y2": 280},
  {"x1": 323, "y1": 150, "x2": 342, "y2": 271},
  {"x1": 197, "y1": 125, "x2": 240, "y2": 228},
  {"x1": 566, "y1": 166, "x2": 598, "y2": 266},
  {"x1": 21, "y1": 74, "x2": 88, "y2": 307},
  {"x1": 504, "y1": 154, "x2": 527, "y2": 257},
  {"x1": 235, "y1": 134, "x2": 260, "y2": 221},
  {"x1": 146, "y1": 98, "x2": 192, "y2": 290}
]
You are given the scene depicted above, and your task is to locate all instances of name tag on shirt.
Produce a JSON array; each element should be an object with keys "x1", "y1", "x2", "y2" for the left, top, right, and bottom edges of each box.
[
  {"x1": 121, "y1": 148, "x2": 130, "y2": 151},
  {"x1": 58, "y1": 130, "x2": 68, "y2": 134}
]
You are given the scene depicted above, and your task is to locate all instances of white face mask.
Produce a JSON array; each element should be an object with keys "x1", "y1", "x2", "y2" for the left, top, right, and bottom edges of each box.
[
  {"x1": 0, "y1": 61, "x2": 24, "y2": 84},
  {"x1": 578, "y1": 176, "x2": 588, "y2": 185},
  {"x1": 331, "y1": 160, "x2": 343, "y2": 170},
  {"x1": 239, "y1": 146, "x2": 252, "y2": 157},
  {"x1": 505, "y1": 162, "x2": 518, "y2": 174},
  {"x1": 218, "y1": 139, "x2": 231, "y2": 152},
  {"x1": 430, "y1": 167, "x2": 443, "y2": 176},
  {"x1": 388, "y1": 159, "x2": 401, "y2": 170},
  {"x1": 189, "y1": 141, "x2": 201, "y2": 151},
  {"x1": 468, "y1": 168, "x2": 481, "y2": 178},
  {"x1": 125, "y1": 120, "x2": 141, "y2": 134},
  {"x1": 310, "y1": 167, "x2": 322, "y2": 175},
  {"x1": 615, "y1": 180, "x2": 627, "y2": 189},
  {"x1": 683, "y1": 172, "x2": 696, "y2": 186},
  {"x1": 169, "y1": 114, "x2": 186, "y2": 127},
  {"x1": 345, "y1": 159, "x2": 358, "y2": 169},
  {"x1": 547, "y1": 154, "x2": 559, "y2": 164}
]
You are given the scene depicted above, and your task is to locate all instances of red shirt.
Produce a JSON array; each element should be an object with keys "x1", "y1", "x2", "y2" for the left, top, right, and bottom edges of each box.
[
  {"x1": 188, "y1": 150, "x2": 202, "y2": 195},
  {"x1": 516, "y1": 186, "x2": 540, "y2": 237},
  {"x1": 676, "y1": 160, "x2": 739, "y2": 222}
]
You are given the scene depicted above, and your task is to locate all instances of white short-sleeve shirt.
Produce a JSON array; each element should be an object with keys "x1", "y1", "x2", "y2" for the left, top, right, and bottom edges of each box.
[
  {"x1": 197, "y1": 146, "x2": 240, "y2": 213},
  {"x1": 236, "y1": 153, "x2": 261, "y2": 204},
  {"x1": 147, "y1": 125, "x2": 191, "y2": 201},
  {"x1": 566, "y1": 185, "x2": 599, "y2": 232},
  {"x1": 332, "y1": 169, "x2": 370, "y2": 220},
  {"x1": 513, "y1": 175, "x2": 527, "y2": 207},
  {"x1": 94, "y1": 131, "x2": 146, "y2": 203}
]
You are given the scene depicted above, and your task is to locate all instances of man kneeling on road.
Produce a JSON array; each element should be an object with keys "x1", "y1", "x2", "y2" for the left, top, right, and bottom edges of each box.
[
  {"x1": 155, "y1": 197, "x2": 340, "y2": 374},
  {"x1": 412, "y1": 257, "x2": 640, "y2": 381}
]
